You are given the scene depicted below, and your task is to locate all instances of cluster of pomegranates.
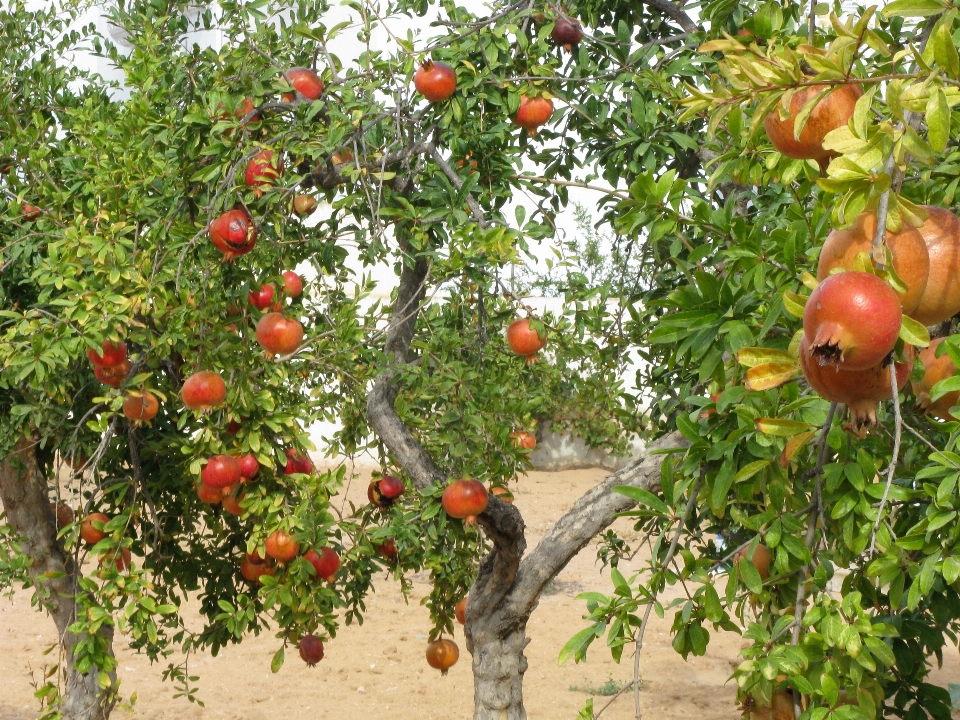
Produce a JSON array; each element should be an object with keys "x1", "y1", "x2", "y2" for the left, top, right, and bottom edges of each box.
[
  {"x1": 79, "y1": 511, "x2": 131, "y2": 572},
  {"x1": 87, "y1": 339, "x2": 131, "y2": 388}
]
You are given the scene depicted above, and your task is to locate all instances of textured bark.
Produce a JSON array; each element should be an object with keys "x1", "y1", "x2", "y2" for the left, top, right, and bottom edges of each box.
[
  {"x1": 471, "y1": 624, "x2": 530, "y2": 720},
  {"x1": 0, "y1": 435, "x2": 117, "y2": 720}
]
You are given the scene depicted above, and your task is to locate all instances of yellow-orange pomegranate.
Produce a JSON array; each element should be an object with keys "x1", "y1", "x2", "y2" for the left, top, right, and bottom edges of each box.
[
  {"x1": 764, "y1": 83, "x2": 863, "y2": 162},
  {"x1": 908, "y1": 206, "x2": 960, "y2": 326},
  {"x1": 749, "y1": 690, "x2": 796, "y2": 720},
  {"x1": 425, "y1": 638, "x2": 459, "y2": 675},
  {"x1": 913, "y1": 337, "x2": 960, "y2": 421}
]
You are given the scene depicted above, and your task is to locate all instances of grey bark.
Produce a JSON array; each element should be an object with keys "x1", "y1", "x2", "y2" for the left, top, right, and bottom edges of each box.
[{"x1": 0, "y1": 435, "x2": 117, "y2": 720}]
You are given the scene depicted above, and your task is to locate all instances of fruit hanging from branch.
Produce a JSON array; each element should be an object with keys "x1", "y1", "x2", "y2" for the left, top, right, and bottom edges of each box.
[
  {"x1": 299, "y1": 635, "x2": 325, "y2": 666},
  {"x1": 375, "y1": 538, "x2": 398, "y2": 561},
  {"x1": 763, "y1": 82, "x2": 863, "y2": 163},
  {"x1": 507, "y1": 317, "x2": 547, "y2": 363},
  {"x1": 21, "y1": 203, "x2": 41, "y2": 221},
  {"x1": 304, "y1": 547, "x2": 340, "y2": 582},
  {"x1": 256, "y1": 312, "x2": 304, "y2": 357},
  {"x1": 441, "y1": 477, "x2": 488, "y2": 526},
  {"x1": 244, "y1": 149, "x2": 283, "y2": 198},
  {"x1": 283, "y1": 67, "x2": 324, "y2": 100},
  {"x1": 414, "y1": 60, "x2": 456, "y2": 102},
  {"x1": 197, "y1": 482, "x2": 224, "y2": 504},
  {"x1": 802, "y1": 271, "x2": 901, "y2": 371},
  {"x1": 368, "y1": 474, "x2": 405, "y2": 508},
  {"x1": 284, "y1": 447, "x2": 313, "y2": 475},
  {"x1": 122, "y1": 390, "x2": 159, "y2": 424},
  {"x1": 99, "y1": 547, "x2": 131, "y2": 572},
  {"x1": 201, "y1": 454, "x2": 242, "y2": 489},
  {"x1": 512, "y1": 95, "x2": 554, "y2": 136},
  {"x1": 238, "y1": 453, "x2": 260, "y2": 481},
  {"x1": 239, "y1": 551, "x2": 275, "y2": 584},
  {"x1": 510, "y1": 430, "x2": 536, "y2": 450},
  {"x1": 746, "y1": 689, "x2": 796, "y2": 720},
  {"x1": 912, "y1": 337, "x2": 960, "y2": 421},
  {"x1": 817, "y1": 212, "x2": 929, "y2": 313},
  {"x1": 248, "y1": 283, "x2": 276, "y2": 311},
  {"x1": 906, "y1": 206, "x2": 960, "y2": 326},
  {"x1": 292, "y1": 193, "x2": 318, "y2": 217},
  {"x1": 734, "y1": 543, "x2": 772, "y2": 581},
  {"x1": 281, "y1": 271, "x2": 303, "y2": 298},
  {"x1": 86, "y1": 340, "x2": 128, "y2": 367},
  {"x1": 551, "y1": 15, "x2": 584, "y2": 51},
  {"x1": 265, "y1": 529, "x2": 300, "y2": 562},
  {"x1": 181, "y1": 370, "x2": 226, "y2": 412},
  {"x1": 455, "y1": 597, "x2": 467, "y2": 625},
  {"x1": 425, "y1": 638, "x2": 459, "y2": 675},
  {"x1": 221, "y1": 486, "x2": 244, "y2": 516},
  {"x1": 94, "y1": 360, "x2": 131, "y2": 387},
  {"x1": 489, "y1": 485, "x2": 514, "y2": 503},
  {"x1": 209, "y1": 207, "x2": 257, "y2": 261},
  {"x1": 80, "y1": 512, "x2": 110, "y2": 545}
]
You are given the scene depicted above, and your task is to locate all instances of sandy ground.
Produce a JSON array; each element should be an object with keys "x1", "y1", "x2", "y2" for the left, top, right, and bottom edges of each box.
[{"x1": 1, "y1": 465, "x2": 958, "y2": 720}]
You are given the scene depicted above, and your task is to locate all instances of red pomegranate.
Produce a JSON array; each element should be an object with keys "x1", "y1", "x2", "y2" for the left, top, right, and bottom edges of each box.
[
  {"x1": 799, "y1": 336, "x2": 913, "y2": 433},
  {"x1": 489, "y1": 485, "x2": 514, "y2": 503},
  {"x1": 201, "y1": 454, "x2": 242, "y2": 489},
  {"x1": 908, "y1": 206, "x2": 960, "y2": 326},
  {"x1": 512, "y1": 95, "x2": 554, "y2": 136},
  {"x1": 265, "y1": 529, "x2": 301, "y2": 562},
  {"x1": 441, "y1": 478, "x2": 489, "y2": 526},
  {"x1": 80, "y1": 512, "x2": 110, "y2": 544},
  {"x1": 818, "y1": 212, "x2": 930, "y2": 313},
  {"x1": 734, "y1": 544, "x2": 772, "y2": 581},
  {"x1": 284, "y1": 448, "x2": 314, "y2": 475},
  {"x1": 913, "y1": 337, "x2": 960, "y2": 420},
  {"x1": 226, "y1": 419, "x2": 243, "y2": 435},
  {"x1": 284, "y1": 67, "x2": 324, "y2": 100},
  {"x1": 94, "y1": 361, "x2": 131, "y2": 387},
  {"x1": 803, "y1": 271, "x2": 901, "y2": 371},
  {"x1": 256, "y1": 312, "x2": 304, "y2": 357},
  {"x1": 375, "y1": 538, "x2": 398, "y2": 560},
  {"x1": 181, "y1": 370, "x2": 226, "y2": 412},
  {"x1": 248, "y1": 283, "x2": 276, "y2": 311},
  {"x1": 21, "y1": 203, "x2": 41, "y2": 221},
  {"x1": 455, "y1": 597, "x2": 467, "y2": 625},
  {"x1": 281, "y1": 271, "x2": 303, "y2": 298},
  {"x1": 197, "y1": 482, "x2": 224, "y2": 504},
  {"x1": 552, "y1": 15, "x2": 584, "y2": 50},
  {"x1": 209, "y1": 208, "x2": 257, "y2": 261},
  {"x1": 507, "y1": 318, "x2": 547, "y2": 363},
  {"x1": 368, "y1": 474, "x2": 405, "y2": 508},
  {"x1": 99, "y1": 547, "x2": 131, "y2": 572},
  {"x1": 293, "y1": 194, "x2": 317, "y2": 216},
  {"x1": 414, "y1": 60, "x2": 456, "y2": 102},
  {"x1": 244, "y1": 149, "x2": 282, "y2": 197},
  {"x1": 510, "y1": 430, "x2": 537, "y2": 450},
  {"x1": 299, "y1": 635, "x2": 325, "y2": 666},
  {"x1": 221, "y1": 487, "x2": 244, "y2": 516},
  {"x1": 425, "y1": 638, "x2": 459, "y2": 675},
  {"x1": 764, "y1": 83, "x2": 863, "y2": 162},
  {"x1": 238, "y1": 453, "x2": 260, "y2": 481},
  {"x1": 87, "y1": 340, "x2": 127, "y2": 367},
  {"x1": 122, "y1": 391, "x2": 159, "y2": 423},
  {"x1": 240, "y1": 552, "x2": 275, "y2": 584},
  {"x1": 304, "y1": 547, "x2": 340, "y2": 582}
]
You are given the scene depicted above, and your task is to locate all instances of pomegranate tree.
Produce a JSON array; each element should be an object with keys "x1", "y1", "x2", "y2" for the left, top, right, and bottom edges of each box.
[
  {"x1": 414, "y1": 60, "x2": 456, "y2": 102},
  {"x1": 441, "y1": 477, "x2": 488, "y2": 525}
]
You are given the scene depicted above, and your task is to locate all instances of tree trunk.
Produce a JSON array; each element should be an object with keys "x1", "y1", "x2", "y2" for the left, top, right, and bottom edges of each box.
[
  {"x1": 0, "y1": 434, "x2": 117, "y2": 720},
  {"x1": 470, "y1": 619, "x2": 530, "y2": 720}
]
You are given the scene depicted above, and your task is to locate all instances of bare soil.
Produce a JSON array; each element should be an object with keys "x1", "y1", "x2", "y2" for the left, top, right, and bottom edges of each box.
[{"x1": 1, "y1": 465, "x2": 957, "y2": 719}]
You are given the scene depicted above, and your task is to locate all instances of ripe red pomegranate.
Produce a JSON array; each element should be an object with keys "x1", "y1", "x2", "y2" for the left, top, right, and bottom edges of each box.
[
  {"x1": 244, "y1": 149, "x2": 282, "y2": 197},
  {"x1": 512, "y1": 95, "x2": 554, "y2": 136},
  {"x1": 94, "y1": 360, "x2": 131, "y2": 387},
  {"x1": 818, "y1": 212, "x2": 930, "y2": 313},
  {"x1": 913, "y1": 337, "x2": 960, "y2": 420},
  {"x1": 122, "y1": 391, "x2": 159, "y2": 423},
  {"x1": 299, "y1": 635, "x2": 325, "y2": 666},
  {"x1": 734, "y1": 544, "x2": 772, "y2": 581},
  {"x1": 764, "y1": 83, "x2": 863, "y2": 162},
  {"x1": 455, "y1": 597, "x2": 467, "y2": 625},
  {"x1": 375, "y1": 538, "x2": 398, "y2": 560},
  {"x1": 510, "y1": 430, "x2": 537, "y2": 450},
  {"x1": 226, "y1": 419, "x2": 243, "y2": 435},
  {"x1": 284, "y1": 67, "x2": 324, "y2": 100},
  {"x1": 552, "y1": 15, "x2": 584, "y2": 50},
  {"x1": 240, "y1": 552, "x2": 275, "y2": 584},
  {"x1": 507, "y1": 318, "x2": 547, "y2": 363},
  {"x1": 749, "y1": 690, "x2": 796, "y2": 719},
  {"x1": 803, "y1": 271, "x2": 901, "y2": 371},
  {"x1": 284, "y1": 448, "x2": 314, "y2": 475},
  {"x1": 908, "y1": 206, "x2": 960, "y2": 325},
  {"x1": 197, "y1": 482, "x2": 224, "y2": 504},
  {"x1": 489, "y1": 485, "x2": 514, "y2": 503},
  {"x1": 441, "y1": 477, "x2": 489, "y2": 526},
  {"x1": 201, "y1": 454, "x2": 242, "y2": 489},
  {"x1": 181, "y1": 370, "x2": 226, "y2": 412},
  {"x1": 304, "y1": 547, "x2": 340, "y2": 582},
  {"x1": 238, "y1": 453, "x2": 260, "y2": 481},
  {"x1": 209, "y1": 208, "x2": 257, "y2": 261},
  {"x1": 369, "y1": 474, "x2": 405, "y2": 508},
  {"x1": 425, "y1": 638, "x2": 459, "y2": 675},
  {"x1": 221, "y1": 486, "x2": 244, "y2": 516},
  {"x1": 21, "y1": 203, "x2": 41, "y2": 221},
  {"x1": 80, "y1": 512, "x2": 110, "y2": 544},
  {"x1": 87, "y1": 340, "x2": 128, "y2": 367},
  {"x1": 99, "y1": 547, "x2": 131, "y2": 572},
  {"x1": 248, "y1": 283, "x2": 276, "y2": 311},
  {"x1": 293, "y1": 194, "x2": 317, "y2": 216},
  {"x1": 256, "y1": 312, "x2": 304, "y2": 357},
  {"x1": 265, "y1": 529, "x2": 300, "y2": 562},
  {"x1": 281, "y1": 271, "x2": 303, "y2": 298},
  {"x1": 414, "y1": 60, "x2": 456, "y2": 102},
  {"x1": 799, "y1": 336, "x2": 913, "y2": 433}
]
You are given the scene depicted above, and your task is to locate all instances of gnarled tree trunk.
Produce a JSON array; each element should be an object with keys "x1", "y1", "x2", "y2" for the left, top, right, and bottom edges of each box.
[{"x1": 0, "y1": 434, "x2": 117, "y2": 720}]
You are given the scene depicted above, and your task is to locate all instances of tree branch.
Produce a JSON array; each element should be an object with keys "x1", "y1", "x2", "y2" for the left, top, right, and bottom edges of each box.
[{"x1": 639, "y1": 0, "x2": 698, "y2": 33}]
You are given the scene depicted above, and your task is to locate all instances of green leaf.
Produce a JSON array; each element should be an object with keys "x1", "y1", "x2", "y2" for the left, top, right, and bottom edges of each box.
[
  {"x1": 900, "y1": 315, "x2": 931, "y2": 347},
  {"x1": 613, "y1": 486, "x2": 669, "y2": 515},
  {"x1": 735, "y1": 460, "x2": 772, "y2": 483},
  {"x1": 754, "y1": 418, "x2": 816, "y2": 437},
  {"x1": 880, "y1": 0, "x2": 949, "y2": 17},
  {"x1": 558, "y1": 625, "x2": 602, "y2": 665},
  {"x1": 926, "y1": 88, "x2": 950, "y2": 153},
  {"x1": 271, "y1": 645, "x2": 285, "y2": 673},
  {"x1": 737, "y1": 347, "x2": 796, "y2": 368},
  {"x1": 782, "y1": 290, "x2": 808, "y2": 318},
  {"x1": 739, "y1": 554, "x2": 763, "y2": 593}
]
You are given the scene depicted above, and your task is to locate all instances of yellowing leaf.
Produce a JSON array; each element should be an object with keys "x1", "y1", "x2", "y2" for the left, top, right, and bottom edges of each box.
[
  {"x1": 745, "y1": 363, "x2": 799, "y2": 391},
  {"x1": 737, "y1": 347, "x2": 796, "y2": 367},
  {"x1": 783, "y1": 290, "x2": 808, "y2": 318},
  {"x1": 780, "y1": 430, "x2": 816, "y2": 467},
  {"x1": 755, "y1": 418, "x2": 816, "y2": 437}
]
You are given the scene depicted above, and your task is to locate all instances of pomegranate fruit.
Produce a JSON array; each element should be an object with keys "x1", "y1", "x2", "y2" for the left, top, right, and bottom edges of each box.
[
  {"x1": 248, "y1": 283, "x2": 276, "y2": 311},
  {"x1": 908, "y1": 206, "x2": 960, "y2": 325},
  {"x1": 197, "y1": 482, "x2": 224, "y2": 504},
  {"x1": 21, "y1": 203, "x2": 41, "y2": 221},
  {"x1": 425, "y1": 638, "x2": 459, "y2": 675},
  {"x1": 94, "y1": 360, "x2": 131, "y2": 387},
  {"x1": 507, "y1": 317, "x2": 547, "y2": 363},
  {"x1": 441, "y1": 477, "x2": 489, "y2": 525},
  {"x1": 510, "y1": 430, "x2": 537, "y2": 450},
  {"x1": 122, "y1": 390, "x2": 159, "y2": 423},
  {"x1": 299, "y1": 634, "x2": 325, "y2": 666},
  {"x1": 201, "y1": 454, "x2": 242, "y2": 489},
  {"x1": 221, "y1": 486, "x2": 244, "y2": 516},
  {"x1": 818, "y1": 212, "x2": 930, "y2": 313},
  {"x1": 414, "y1": 60, "x2": 456, "y2": 102},
  {"x1": 455, "y1": 597, "x2": 467, "y2": 625},
  {"x1": 240, "y1": 552, "x2": 275, "y2": 584},
  {"x1": 99, "y1": 547, "x2": 131, "y2": 572},
  {"x1": 763, "y1": 83, "x2": 863, "y2": 161},
  {"x1": 304, "y1": 546, "x2": 340, "y2": 582},
  {"x1": 265, "y1": 529, "x2": 300, "y2": 562},
  {"x1": 803, "y1": 271, "x2": 901, "y2": 371},
  {"x1": 552, "y1": 15, "x2": 584, "y2": 50},
  {"x1": 244, "y1": 149, "x2": 282, "y2": 197},
  {"x1": 735, "y1": 543, "x2": 772, "y2": 581},
  {"x1": 256, "y1": 312, "x2": 304, "y2": 357},
  {"x1": 236, "y1": 96, "x2": 259, "y2": 123},
  {"x1": 749, "y1": 690, "x2": 796, "y2": 720},
  {"x1": 51, "y1": 502, "x2": 75, "y2": 529},
  {"x1": 209, "y1": 208, "x2": 257, "y2": 261},
  {"x1": 80, "y1": 512, "x2": 110, "y2": 545},
  {"x1": 284, "y1": 448, "x2": 314, "y2": 475},
  {"x1": 281, "y1": 271, "x2": 303, "y2": 298},
  {"x1": 181, "y1": 370, "x2": 226, "y2": 412},
  {"x1": 799, "y1": 336, "x2": 913, "y2": 433},
  {"x1": 512, "y1": 95, "x2": 554, "y2": 136},
  {"x1": 375, "y1": 538, "x2": 398, "y2": 560},
  {"x1": 226, "y1": 419, "x2": 242, "y2": 435},
  {"x1": 369, "y1": 474, "x2": 405, "y2": 508},
  {"x1": 87, "y1": 340, "x2": 127, "y2": 367},
  {"x1": 293, "y1": 193, "x2": 317, "y2": 216},
  {"x1": 238, "y1": 453, "x2": 260, "y2": 481},
  {"x1": 489, "y1": 485, "x2": 514, "y2": 503},
  {"x1": 284, "y1": 67, "x2": 324, "y2": 100},
  {"x1": 913, "y1": 337, "x2": 960, "y2": 420}
]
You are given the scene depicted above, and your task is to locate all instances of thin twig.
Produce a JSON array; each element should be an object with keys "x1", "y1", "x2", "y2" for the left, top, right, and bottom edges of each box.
[{"x1": 869, "y1": 361, "x2": 903, "y2": 555}]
